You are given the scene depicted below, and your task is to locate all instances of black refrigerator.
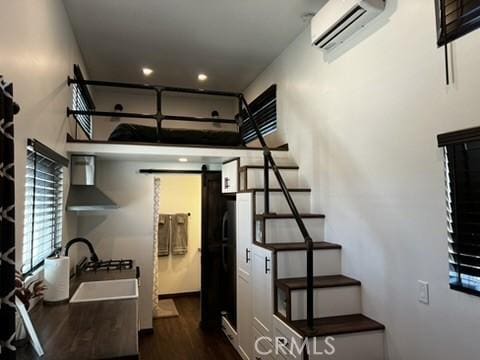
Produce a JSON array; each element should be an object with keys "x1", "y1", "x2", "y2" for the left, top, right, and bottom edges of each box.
[{"x1": 221, "y1": 199, "x2": 237, "y2": 328}]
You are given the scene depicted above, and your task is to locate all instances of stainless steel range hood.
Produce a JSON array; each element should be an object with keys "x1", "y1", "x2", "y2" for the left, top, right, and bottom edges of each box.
[{"x1": 66, "y1": 155, "x2": 118, "y2": 211}]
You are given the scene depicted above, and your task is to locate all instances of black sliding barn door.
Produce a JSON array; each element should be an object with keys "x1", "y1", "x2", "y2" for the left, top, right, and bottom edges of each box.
[{"x1": 200, "y1": 172, "x2": 226, "y2": 330}]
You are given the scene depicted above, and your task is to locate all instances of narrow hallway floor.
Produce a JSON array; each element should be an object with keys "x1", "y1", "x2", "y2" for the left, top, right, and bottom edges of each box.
[{"x1": 139, "y1": 295, "x2": 242, "y2": 360}]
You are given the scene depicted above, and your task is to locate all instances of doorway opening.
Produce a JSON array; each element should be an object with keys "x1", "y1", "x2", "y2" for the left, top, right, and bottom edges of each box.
[
  {"x1": 152, "y1": 171, "x2": 236, "y2": 331},
  {"x1": 153, "y1": 174, "x2": 202, "y2": 319}
]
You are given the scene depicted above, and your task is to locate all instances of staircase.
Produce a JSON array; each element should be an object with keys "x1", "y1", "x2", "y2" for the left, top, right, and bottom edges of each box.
[{"x1": 239, "y1": 161, "x2": 385, "y2": 359}]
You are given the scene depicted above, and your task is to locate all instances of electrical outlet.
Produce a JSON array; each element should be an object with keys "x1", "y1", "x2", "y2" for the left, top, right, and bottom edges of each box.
[{"x1": 418, "y1": 280, "x2": 429, "y2": 304}]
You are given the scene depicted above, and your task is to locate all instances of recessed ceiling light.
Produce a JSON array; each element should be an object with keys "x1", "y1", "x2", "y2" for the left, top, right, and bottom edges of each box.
[
  {"x1": 198, "y1": 73, "x2": 208, "y2": 82},
  {"x1": 142, "y1": 67, "x2": 154, "y2": 76},
  {"x1": 178, "y1": 158, "x2": 188, "y2": 162}
]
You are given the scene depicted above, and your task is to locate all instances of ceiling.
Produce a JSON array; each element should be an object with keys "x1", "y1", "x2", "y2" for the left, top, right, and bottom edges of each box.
[{"x1": 63, "y1": 0, "x2": 326, "y2": 92}]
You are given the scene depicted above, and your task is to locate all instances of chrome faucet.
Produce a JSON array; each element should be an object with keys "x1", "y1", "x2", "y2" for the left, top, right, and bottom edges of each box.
[{"x1": 64, "y1": 237, "x2": 99, "y2": 263}]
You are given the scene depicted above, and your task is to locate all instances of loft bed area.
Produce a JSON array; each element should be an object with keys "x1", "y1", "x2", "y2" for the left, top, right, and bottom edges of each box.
[{"x1": 67, "y1": 65, "x2": 278, "y2": 150}]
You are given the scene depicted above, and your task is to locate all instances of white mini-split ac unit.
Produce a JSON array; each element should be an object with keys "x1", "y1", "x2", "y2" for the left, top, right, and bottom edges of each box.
[{"x1": 311, "y1": 0, "x2": 386, "y2": 51}]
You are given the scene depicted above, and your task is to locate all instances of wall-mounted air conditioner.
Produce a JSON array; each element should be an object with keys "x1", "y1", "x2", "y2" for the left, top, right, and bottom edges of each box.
[{"x1": 311, "y1": 0, "x2": 385, "y2": 51}]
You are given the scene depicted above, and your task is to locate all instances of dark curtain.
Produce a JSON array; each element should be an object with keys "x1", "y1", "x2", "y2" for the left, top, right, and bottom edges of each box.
[{"x1": 0, "y1": 79, "x2": 16, "y2": 359}]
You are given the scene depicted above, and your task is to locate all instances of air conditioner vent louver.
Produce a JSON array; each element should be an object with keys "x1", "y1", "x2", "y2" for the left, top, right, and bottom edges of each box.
[
  {"x1": 311, "y1": 0, "x2": 385, "y2": 52},
  {"x1": 314, "y1": 6, "x2": 366, "y2": 49}
]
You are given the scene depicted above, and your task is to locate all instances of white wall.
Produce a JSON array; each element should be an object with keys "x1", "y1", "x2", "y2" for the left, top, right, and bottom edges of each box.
[
  {"x1": 92, "y1": 89, "x2": 238, "y2": 140},
  {"x1": 76, "y1": 160, "x2": 207, "y2": 329},
  {"x1": 77, "y1": 160, "x2": 154, "y2": 329},
  {"x1": 156, "y1": 175, "x2": 202, "y2": 295},
  {"x1": 245, "y1": 1, "x2": 480, "y2": 359},
  {"x1": 0, "y1": 0, "x2": 87, "y2": 267}
]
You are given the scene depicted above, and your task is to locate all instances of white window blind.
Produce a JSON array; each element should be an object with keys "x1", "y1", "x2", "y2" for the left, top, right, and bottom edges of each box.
[
  {"x1": 240, "y1": 85, "x2": 277, "y2": 144},
  {"x1": 445, "y1": 142, "x2": 480, "y2": 296},
  {"x1": 72, "y1": 82, "x2": 93, "y2": 139},
  {"x1": 22, "y1": 145, "x2": 64, "y2": 274}
]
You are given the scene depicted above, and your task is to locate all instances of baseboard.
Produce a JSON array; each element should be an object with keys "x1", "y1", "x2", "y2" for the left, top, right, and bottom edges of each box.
[{"x1": 158, "y1": 291, "x2": 200, "y2": 299}]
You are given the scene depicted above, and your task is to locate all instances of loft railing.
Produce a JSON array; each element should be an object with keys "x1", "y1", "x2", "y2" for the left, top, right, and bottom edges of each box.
[
  {"x1": 67, "y1": 74, "x2": 241, "y2": 141},
  {"x1": 66, "y1": 74, "x2": 315, "y2": 329}
]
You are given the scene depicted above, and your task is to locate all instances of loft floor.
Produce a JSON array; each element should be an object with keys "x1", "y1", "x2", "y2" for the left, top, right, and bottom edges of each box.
[{"x1": 66, "y1": 139, "x2": 289, "y2": 163}]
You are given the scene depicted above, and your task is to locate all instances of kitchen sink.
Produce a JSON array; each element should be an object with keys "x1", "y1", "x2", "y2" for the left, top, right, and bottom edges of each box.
[{"x1": 70, "y1": 278, "x2": 138, "y2": 303}]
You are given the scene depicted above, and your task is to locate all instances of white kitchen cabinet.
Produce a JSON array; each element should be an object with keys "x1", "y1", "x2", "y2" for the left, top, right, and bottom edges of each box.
[
  {"x1": 237, "y1": 192, "x2": 254, "y2": 359},
  {"x1": 237, "y1": 192, "x2": 253, "y2": 275},
  {"x1": 237, "y1": 271, "x2": 252, "y2": 360},
  {"x1": 252, "y1": 244, "x2": 273, "y2": 338},
  {"x1": 222, "y1": 316, "x2": 238, "y2": 351},
  {"x1": 222, "y1": 158, "x2": 239, "y2": 193},
  {"x1": 273, "y1": 315, "x2": 304, "y2": 359},
  {"x1": 253, "y1": 326, "x2": 274, "y2": 360}
]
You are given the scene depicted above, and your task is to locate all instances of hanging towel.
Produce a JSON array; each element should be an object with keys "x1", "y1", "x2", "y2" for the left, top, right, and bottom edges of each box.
[
  {"x1": 172, "y1": 214, "x2": 188, "y2": 255},
  {"x1": 158, "y1": 214, "x2": 170, "y2": 256}
]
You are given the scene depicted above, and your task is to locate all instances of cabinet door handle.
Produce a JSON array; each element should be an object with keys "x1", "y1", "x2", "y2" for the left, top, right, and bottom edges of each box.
[
  {"x1": 265, "y1": 257, "x2": 270, "y2": 274},
  {"x1": 224, "y1": 177, "x2": 230, "y2": 189},
  {"x1": 246, "y1": 248, "x2": 251, "y2": 263}
]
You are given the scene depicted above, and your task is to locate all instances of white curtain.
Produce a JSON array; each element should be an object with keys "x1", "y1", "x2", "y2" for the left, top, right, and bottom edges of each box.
[{"x1": 152, "y1": 178, "x2": 161, "y2": 317}]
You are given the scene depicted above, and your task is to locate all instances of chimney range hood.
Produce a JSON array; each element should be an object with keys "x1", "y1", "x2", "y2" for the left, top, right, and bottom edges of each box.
[{"x1": 66, "y1": 155, "x2": 118, "y2": 211}]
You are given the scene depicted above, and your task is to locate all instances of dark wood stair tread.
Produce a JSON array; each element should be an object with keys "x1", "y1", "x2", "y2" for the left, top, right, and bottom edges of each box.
[
  {"x1": 240, "y1": 165, "x2": 299, "y2": 170},
  {"x1": 254, "y1": 241, "x2": 341, "y2": 252},
  {"x1": 276, "y1": 275, "x2": 360, "y2": 291},
  {"x1": 256, "y1": 213, "x2": 325, "y2": 220},
  {"x1": 245, "y1": 188, "x2": 311, "y2": 193},
  {"x1": 288, "y1": 314, "x2": 385, "y2": 338}
]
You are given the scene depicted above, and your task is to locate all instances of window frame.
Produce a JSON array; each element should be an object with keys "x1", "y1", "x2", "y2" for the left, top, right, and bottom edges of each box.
[
  {"x1": 438, "y1": 126, "x2": 480, "y2": 297},
  {"x1": 71, "y1": 64, "x2": 95, "y2": 140},
  {"x1": 22, "y1": 139, "x2": 68, "y2": 275},
  {"x1": 436, "y1": 0, "x2": 480, "y2": 46},
  {"x1": 240, "y1": 84, "x2": 277, "y2": 144}
]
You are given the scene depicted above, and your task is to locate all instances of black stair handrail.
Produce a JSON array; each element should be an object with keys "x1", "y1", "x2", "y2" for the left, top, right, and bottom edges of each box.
[{"x1": 239, "y1": 95, "x2": 315, "y2": 330}]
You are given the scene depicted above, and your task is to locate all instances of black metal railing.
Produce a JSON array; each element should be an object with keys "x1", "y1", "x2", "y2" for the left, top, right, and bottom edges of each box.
[
  {"x1": 66, "y1": 75, "x2": 315, "y2": 329},
  {"x1": 67, "y1": 77, "x2": 240, "y2": 141}
]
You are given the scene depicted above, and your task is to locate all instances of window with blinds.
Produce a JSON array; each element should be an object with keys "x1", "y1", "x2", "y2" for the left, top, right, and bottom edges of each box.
[
  {"x1": 22, "y1": 142, "x2": 65, "y2": 274},
  {"x1": 240, "y1": 85, "x2": 277, "y2": 143},
  {"x1": 445, "y1": 141, "x2": 480, "y2": 296},
  {"x1": 72, "y1": 82, "x2": 93, "y2": 140},
  {"x1": 437, "y1": 0, "x2": 480, "y2": 45},
  {"x1": 71, "y1": 64, "x2": 94, "y2": 140}
]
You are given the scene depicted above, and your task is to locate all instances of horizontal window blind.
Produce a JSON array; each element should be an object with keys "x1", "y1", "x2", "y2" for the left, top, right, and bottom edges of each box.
[
  {"x1": 437, "y1": 0, "x2": 480, "y2": 45},
  {"x1": 72, "y1": 82, "x2": 93, "y2": 140},
  {"x1": 445, "y1": 141, "x2": 480, "y2": 295},
  {"x1": 22, "y1": 145, "x2": 64, "y2": 274},
  {"x1": 240, "y1": 85, "x2": 277, "y2": 143}
]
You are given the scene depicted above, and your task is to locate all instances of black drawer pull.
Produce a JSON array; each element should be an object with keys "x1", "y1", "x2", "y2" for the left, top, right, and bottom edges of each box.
[
  {"x1": 265, "y1": 257, "x2": 270, "y2": 274},
  {"x1": 246, "y1": 248, "x2": 251, "y2": 263}
]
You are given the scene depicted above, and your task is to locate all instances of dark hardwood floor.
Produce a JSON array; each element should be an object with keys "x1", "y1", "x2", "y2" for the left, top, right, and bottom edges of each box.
[{"x1": 139, "y1": 296, "x2": 241, "y2": 360}]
